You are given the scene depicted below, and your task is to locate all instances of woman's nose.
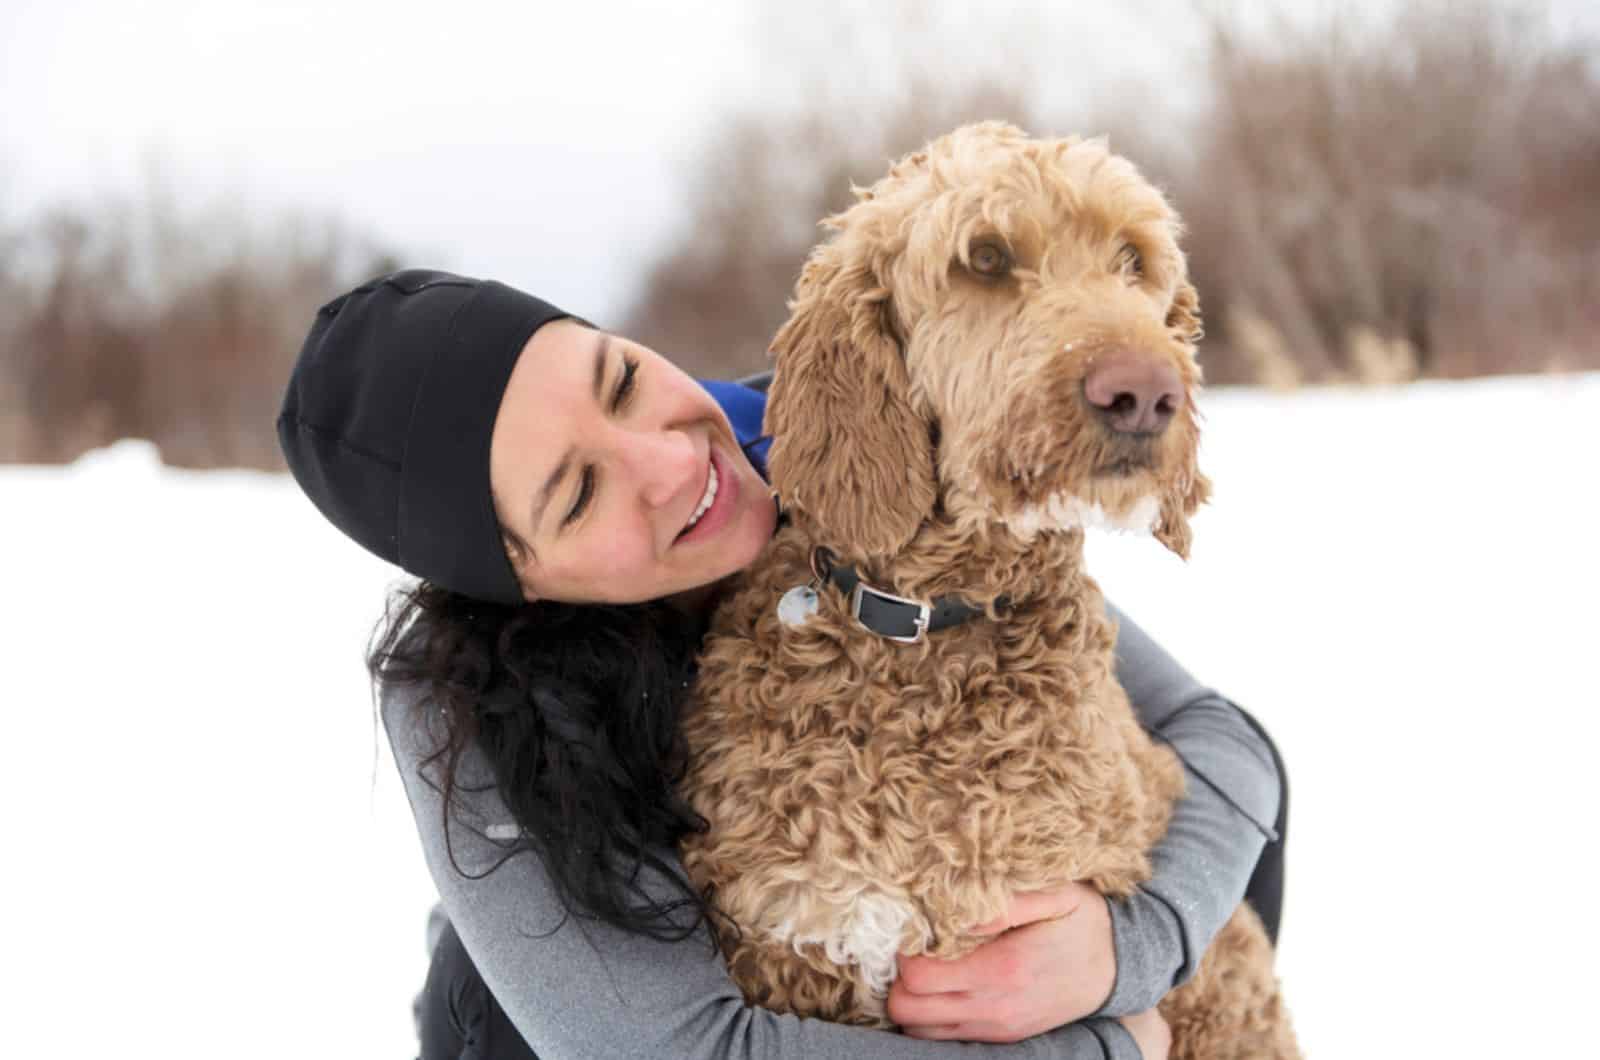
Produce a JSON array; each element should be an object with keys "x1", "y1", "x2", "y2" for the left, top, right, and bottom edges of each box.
[{"x1": 625, "y1": 429, "x2": 699, "y2": 510}]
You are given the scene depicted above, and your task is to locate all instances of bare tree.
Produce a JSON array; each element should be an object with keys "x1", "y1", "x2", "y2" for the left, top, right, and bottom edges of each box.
[{"x1": 0, "y1": 182, "x2": 397, "y2": 467}]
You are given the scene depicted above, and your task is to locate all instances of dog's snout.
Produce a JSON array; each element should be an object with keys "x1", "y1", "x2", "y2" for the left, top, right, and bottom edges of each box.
[{"x1": 1083, "y1": 351, "x2": 1183, "y2": 436}]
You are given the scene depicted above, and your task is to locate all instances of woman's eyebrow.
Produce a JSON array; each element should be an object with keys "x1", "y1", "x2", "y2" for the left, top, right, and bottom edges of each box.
[
  {"x1": 529, "y1": 450, "x2": 572, "y2": 536},
  {"x1": 529, "y1": 331, "x2": 611, "y2": 535},
  {"x1": 590, "y1": 331, "x2": 609, "y2": 402}
]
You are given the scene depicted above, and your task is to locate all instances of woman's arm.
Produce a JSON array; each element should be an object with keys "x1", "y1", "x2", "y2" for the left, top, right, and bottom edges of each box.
[
  {"x1": 383, "y1": 683, "x2": 1144, "y2": 1060},
  {"x1": 1094, "y1": 603, "x2": 1282, "y2": 1017}
]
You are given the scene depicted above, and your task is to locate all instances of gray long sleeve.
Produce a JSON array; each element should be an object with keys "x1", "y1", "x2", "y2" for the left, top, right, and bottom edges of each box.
[
  {"x1": 384, "y1": 685, "x2": 1140, "y2": 1059},
  {"x1": 1094, "y1": 605, "x2": 1281, "y2": 1017}
]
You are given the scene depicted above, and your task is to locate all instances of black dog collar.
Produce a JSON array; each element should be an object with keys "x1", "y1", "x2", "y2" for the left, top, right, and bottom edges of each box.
[{"x1": 811, "y1": 548, "x2": 991, "y2": 644}]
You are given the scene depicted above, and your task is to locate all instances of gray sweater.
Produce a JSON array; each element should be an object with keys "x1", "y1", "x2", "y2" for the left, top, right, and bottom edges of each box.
[{"x1": 383, "y1": 603, "x2": 1280, "y2": 1059}]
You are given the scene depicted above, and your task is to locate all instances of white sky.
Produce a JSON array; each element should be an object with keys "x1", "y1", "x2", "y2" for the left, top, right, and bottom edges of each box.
[
  {"x1": 0, "y1": 0, "x2": 766, "y2": 318},
  {"x1": 3, "y1": 0, "x2": 1596, "y2": 321}
]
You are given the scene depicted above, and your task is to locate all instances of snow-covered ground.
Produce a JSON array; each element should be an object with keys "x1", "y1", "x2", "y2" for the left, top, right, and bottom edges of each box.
[{"x1": 5, "y1": 373, "x2": 1597, "y2": 1057}]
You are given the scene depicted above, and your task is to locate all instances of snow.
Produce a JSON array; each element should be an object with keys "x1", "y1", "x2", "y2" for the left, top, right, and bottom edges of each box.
[
  {"x1": 5, "y1": 372, "x2": 1598, "y2": 1057},
  {"x1": 4, "y1": 442, "x2": 425, "y2": 1057},
  {"x1": 1084, "y1": 372, "x2": 1600, "y2": 1056}
]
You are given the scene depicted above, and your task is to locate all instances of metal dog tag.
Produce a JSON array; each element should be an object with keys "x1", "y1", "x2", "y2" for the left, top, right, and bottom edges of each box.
[{"x1": 777, "y1": 584, "x2": 820, "y2": 628}]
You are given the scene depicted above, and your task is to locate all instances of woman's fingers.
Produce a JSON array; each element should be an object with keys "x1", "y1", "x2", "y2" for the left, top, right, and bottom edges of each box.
[
  {"x1": 900, "y1": 1022, "x2": 964, "y2": 1040},
  {"x1": 968, "y1": 880, "x2": 1091, "y2": 936},
  {"x1": 885, "y1": 981, "x2": 982, "y2": 1030},
  {"x1": 896, "y1": 935, "x2": 1023, "y2": 997},
  {"x1": 900, "y1": 1017, "x2": 1047, "y2": 1044}
]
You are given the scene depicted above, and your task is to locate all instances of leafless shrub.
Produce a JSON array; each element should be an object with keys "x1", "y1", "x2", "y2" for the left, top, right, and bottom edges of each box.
[
  {"x1": 1184, "y1": 0, "x2": 1600, "y2": 382},
  {"x1": 0, "y1": 185, "x2": 396, "y2": 467}
]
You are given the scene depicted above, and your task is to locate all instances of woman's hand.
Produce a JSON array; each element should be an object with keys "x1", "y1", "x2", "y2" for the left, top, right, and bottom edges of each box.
[{"x1": 887, "y1": 881, "x2": 1118, "y2": 1042}]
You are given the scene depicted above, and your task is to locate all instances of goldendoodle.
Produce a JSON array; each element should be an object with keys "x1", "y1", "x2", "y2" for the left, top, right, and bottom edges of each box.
[{"x1": 681, "y1": 121, "x2": 1297, "y2": 1059}]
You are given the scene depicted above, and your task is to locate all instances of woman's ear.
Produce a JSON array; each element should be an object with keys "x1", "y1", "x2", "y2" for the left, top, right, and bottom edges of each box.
[
  {"x1": 498, "y1": 532, "x2": 538, "y2": 602},
  {"x1": 763, "y1": 247, "x2": 936, "y2": 561}
]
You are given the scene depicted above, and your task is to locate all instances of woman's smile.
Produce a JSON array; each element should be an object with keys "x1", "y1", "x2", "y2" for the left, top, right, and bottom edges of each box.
[
  {"x1": 678, "y1": 452, "x2": 719, "y2": 538},
  {"x1": 674, "y1": 443, "x2": 740, "y2": 546}
]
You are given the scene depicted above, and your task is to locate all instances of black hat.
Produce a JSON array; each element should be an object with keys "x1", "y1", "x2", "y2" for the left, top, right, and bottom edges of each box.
[{"x1": 277, "y1": 269, "x2": 571, "y2": 604}]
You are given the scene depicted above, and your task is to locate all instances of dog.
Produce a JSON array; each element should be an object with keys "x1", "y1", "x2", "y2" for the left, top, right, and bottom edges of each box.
[{"x1": 680, "y1": 122, "x2": 1297, "y2": 1059}]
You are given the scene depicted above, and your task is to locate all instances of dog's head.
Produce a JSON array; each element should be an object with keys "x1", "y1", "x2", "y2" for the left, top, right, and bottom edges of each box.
[{"x1": 766, "y1": 121, "x2": 1210, "y2": 561}]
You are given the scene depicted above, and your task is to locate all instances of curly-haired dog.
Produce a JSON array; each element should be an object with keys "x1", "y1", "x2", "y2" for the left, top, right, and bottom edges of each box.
[{"x1": 680, "y1": 122, "x2": 1297, "y2": 1058}]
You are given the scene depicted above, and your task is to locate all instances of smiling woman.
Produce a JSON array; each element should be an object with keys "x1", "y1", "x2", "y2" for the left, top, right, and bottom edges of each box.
[
  {"x1": 278, "y1": 267, "x2": 1283, "y2": 1060},
  {"x1": 488, "y1": 319, "x2": 777, "y2": 605}
]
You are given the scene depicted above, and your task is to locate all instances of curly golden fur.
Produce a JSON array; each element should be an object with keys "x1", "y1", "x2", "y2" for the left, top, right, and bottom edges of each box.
[{"x1": 680, "y1": 123, "x2": 1297, "y2": 1058}]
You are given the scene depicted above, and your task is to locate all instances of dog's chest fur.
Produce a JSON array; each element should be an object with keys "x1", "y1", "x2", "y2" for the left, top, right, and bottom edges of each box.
[{"x1": 680, "y1": 526, "x2": 1183, "y2": 1018}]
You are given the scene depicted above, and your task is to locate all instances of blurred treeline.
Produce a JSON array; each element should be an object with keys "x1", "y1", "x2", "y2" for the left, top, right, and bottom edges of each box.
[
  {"x1": 3, "y1": 1, "x2": 1597, "y2": 469},
  {"x1": 0, "y1": 188, "x2": 397, "y2": 467}
]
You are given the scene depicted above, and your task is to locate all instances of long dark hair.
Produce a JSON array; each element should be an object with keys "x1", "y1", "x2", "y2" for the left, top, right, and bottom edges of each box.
[{"x1": 368, "y1": 581, "x2": 721, "y2": 943}]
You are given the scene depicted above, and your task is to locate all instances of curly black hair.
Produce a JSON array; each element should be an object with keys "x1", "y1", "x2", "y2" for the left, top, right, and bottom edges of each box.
[{"x1": 368, "y1": 581, "x2": 721, "y2": 944}]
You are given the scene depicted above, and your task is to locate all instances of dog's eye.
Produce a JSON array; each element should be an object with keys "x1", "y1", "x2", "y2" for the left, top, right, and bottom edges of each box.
[
  {"x1": 969, "y1": 241, "x2": 1013, "y2": 278},
  {"x1": 1115, "y1": 243, "x2": 1144, "y2": 280}
]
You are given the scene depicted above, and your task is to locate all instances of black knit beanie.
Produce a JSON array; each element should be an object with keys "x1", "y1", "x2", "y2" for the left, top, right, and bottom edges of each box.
[{"x1": 277, "y1": 269, "x2": 571, "y2": 605}]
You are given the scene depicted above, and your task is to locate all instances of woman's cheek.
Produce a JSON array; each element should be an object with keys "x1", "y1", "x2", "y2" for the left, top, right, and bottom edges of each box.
[{"x1": 612, "y1": 536, "x2": 657, "y2": 581}]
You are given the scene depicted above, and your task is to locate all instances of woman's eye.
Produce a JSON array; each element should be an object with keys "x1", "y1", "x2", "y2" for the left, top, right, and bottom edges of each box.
[
  {"x1": 1115, "y1": 243, "x2": 1144, "y2": 280},
  {"x1": 563, "y1": 466, "x2": 595, "y2": 527},
  {"x1": 611, "y1": 356, "x2": 639, "y2": 413}
]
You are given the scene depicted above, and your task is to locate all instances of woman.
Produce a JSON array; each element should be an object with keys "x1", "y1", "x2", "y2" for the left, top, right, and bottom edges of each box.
[{"x1": 279, "y1": 270, "x2": 1286, "y2": 1060}]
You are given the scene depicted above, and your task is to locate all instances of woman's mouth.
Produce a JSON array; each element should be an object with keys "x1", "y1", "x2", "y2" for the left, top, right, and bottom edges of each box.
[
  {"x1": 687, "y1": 463, "x2": 720, "y2": 529},
  {"x1": 675, "y1": 445, "x2": 739, "y2": 544}
]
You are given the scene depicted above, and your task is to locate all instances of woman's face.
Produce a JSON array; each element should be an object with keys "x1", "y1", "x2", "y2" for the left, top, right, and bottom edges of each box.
[{"x1": 489, "y1": 320, "x2": 777, "y2": 604}]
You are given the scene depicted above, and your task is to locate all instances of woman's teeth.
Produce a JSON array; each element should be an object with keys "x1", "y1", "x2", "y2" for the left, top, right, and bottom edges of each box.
[{"x1": 684, "y1": 463, "x2": 719, "y2": 532}]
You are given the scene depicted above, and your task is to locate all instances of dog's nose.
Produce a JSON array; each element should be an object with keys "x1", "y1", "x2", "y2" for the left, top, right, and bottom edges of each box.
[{"x1": 1083, "y1": 352, "x2": 1184, "y2": 435}]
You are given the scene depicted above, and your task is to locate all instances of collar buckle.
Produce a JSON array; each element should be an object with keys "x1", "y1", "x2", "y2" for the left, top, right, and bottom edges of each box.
[{"x1": 848, "y1": 582, "x2": 931, "y2": 644}]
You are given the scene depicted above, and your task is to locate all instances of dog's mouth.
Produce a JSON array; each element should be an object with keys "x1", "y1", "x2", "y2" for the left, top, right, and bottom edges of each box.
[
  {"x1": 1095, "y1": 455, "x2": 1156, "y2": 478},
  {"x1": 1092, "y1": 436, "x2": 1158, "y2": 479},
  {"x1": 991, "y1": 439, "x2": 1163, "y2": 509},
  {"x1": 986, "y1": 431, "x2": 1172, "y2": 539}
]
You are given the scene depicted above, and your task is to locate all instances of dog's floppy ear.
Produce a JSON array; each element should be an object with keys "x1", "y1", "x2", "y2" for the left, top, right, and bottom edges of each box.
[
  {"x1": 764, "y1": 247, "x2": 936, "y2": 559},
  {"x1": 1154, "y1": 464, "x2": 1211, "y2": 560},
  {"x1": 1166, "y1": 279, "x2": 1204, "y2": 347},
  {"x1": 1155, "y1": 278, "x2": 1209, "y2": 558}
]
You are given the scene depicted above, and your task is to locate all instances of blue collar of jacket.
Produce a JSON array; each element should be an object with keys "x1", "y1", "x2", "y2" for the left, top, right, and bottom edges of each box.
[{"x1": 699, "y1": 378, "x2": 773, "y2": 482}]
